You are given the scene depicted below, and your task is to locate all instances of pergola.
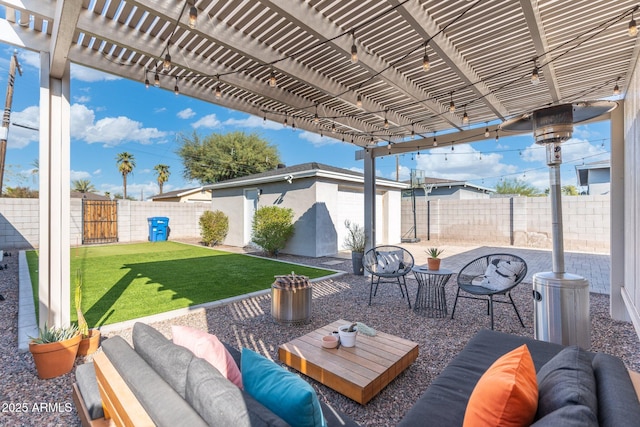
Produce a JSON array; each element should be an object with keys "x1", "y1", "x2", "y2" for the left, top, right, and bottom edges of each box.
[{"x1": 0, "y1": 0, "x2": 638, "y2": 335}]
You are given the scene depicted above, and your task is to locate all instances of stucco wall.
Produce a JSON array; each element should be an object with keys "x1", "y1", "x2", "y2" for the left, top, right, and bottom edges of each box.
[
  {"x1": 401, "y1": 195, "x2": 610, "y2": 253},
  {"x1": 0, "y1": 198, "x2": 209, "y2": 249}
]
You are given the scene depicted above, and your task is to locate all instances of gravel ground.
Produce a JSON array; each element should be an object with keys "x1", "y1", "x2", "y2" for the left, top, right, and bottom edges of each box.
[{"x1": 1, "y1": 248, "x2": 639, "y2": 426}]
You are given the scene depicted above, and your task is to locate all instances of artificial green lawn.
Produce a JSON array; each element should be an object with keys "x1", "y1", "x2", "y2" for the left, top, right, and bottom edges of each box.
[{"x1": 27, "y1": 241, "x2": 335, "y2": 327}]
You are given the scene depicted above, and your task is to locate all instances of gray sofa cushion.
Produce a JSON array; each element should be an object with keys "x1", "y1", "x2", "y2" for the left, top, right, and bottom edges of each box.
[
  {"x1": 185, "y1": 357, "x2": 289, "y2": 427},
  {"x1": 535, "y1": 346, "x2": 598, "y2": 422},
  {"x1": 398, "y1": 330, "x2": 565, "y2": 427},
  {"x1": 132, "y1": 322, "x2": 195, "y2": 398},
  {"x1": 531, "y1": 404, "x2": 598, "y2": 427},
  {"x1": 75, "y1": 362, "x2": 104, "y2": 420},
  {"x1": 592, "y1": 352, "x2": 640, "y2": 427},
  {"x1": 101, "y1": 335, "x2": 207, "y2": 427}
]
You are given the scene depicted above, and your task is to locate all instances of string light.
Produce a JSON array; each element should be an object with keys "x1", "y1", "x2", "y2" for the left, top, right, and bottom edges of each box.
[
  {"x1": 331, "y1": 122, "x2": 336, "y2": 133},
  {"x1": 451, "y1": 142, "x2": 454, "y2": 151},
  {"x1": 383, "y1": 109, "x2": 389, "y2": 129},
  {"x1": 479, "y1": 153, "x2": 482, "y2": 160},
  {"x1": 283, "y1": 114, "x2": 288, "y2": 127},
  {"x1": 495, "y1": 129, "x2": 499, "y2": 142},
  {"x1": 630, "y1": 11, "x2": 638, "y2": 36},
  {"x1": 263, "y1": 114, "x2": 267, "y2": 123},
  {"x1": 314, "y1": 104, "x2": 319, "y2": 123},
  {"x1": 462, "y1": 106, "x2": 469, "y2": 124},
  {"x1": 215, "y1": 75, "x2": 222, "y2": 98},
  {"x1": 144, "y1": 70, "x2": 150, "y2": 89},
  {"x1": 269, "y1": 70, "x2": 277, "y2": 87},
  {"x1": 188, "y1": 4, "x2": 198, "y2": 29},
  {"x1": 613, "y1": 77, "x2": 621, "y2": 95},
  {"x1": 531, "y1": 60, "x2": 539, "y2": 85},
  {"x1": 484, "y1": 127, "x2": 490, "y2": 138},
  {"x1": 449, "y1": 92, "x2": 455, "y2": 113},
  {"x1": 174, "y1": 77, "x2": 179, "y2": 95},
  {"x1": 433, "y1": 132, "x2": 438, "y2": 147},
  {"x1": 154, "y1": 71, "x2": 160, "y2": 87},
  {"x1": 445, "y1": 153, "x2": 448, "y2": 161},
  {"x1": 292, "y1": 117, "x2": 296, "y2": 129},
  {"x1": 422, "y1": 42, "x2": 430, "y2": 71},
  {"x1": 411, "y1": 123, "x2": 415, "y2": 139},
  {"x1": 350, "y1": 30, "x2": 358, "y2": 64},
  {"x1": 356, "y1": 94, "x2": 363, "y2": 108},
  {"x1": 163, "y1": 51, "x2": 172, "y2": 71}
]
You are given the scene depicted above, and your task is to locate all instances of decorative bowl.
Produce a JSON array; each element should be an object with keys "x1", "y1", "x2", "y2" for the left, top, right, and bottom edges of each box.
[{"x1": 321, "y1": 335, "x2": 339, "y2": 349}]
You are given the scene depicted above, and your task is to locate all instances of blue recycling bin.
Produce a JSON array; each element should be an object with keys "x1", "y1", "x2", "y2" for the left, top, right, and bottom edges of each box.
[{"x1": 148, "y1": 217, "x2": 169, "y2": 242}]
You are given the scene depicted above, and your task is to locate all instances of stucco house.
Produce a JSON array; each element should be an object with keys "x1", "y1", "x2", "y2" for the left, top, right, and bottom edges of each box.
[
  {"x1": 407, "y1": 177, "x2": 494, "y2": 200},
  {"x1": 149, "y1": 187, "x2": 213, "y2": 203},
  {"x1": 204, "y1": 163, "x2": 408, "y2": 257},
  {"x1": 575, "y1": 160, "x2": 610, "y2": 195}
]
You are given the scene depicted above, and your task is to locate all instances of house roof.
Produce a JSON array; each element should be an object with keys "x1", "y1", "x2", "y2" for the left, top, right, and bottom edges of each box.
[
  {"x1": 149, "y1": 187, "x2": 206, "y2": 200},
  {"x1": 204, "y1": 162, "x2": 408, "y2": 190},
  {"x1": 70, "y1": 191, "x2": 110, "y2": 200},
  {"x1": 404, "y1": 176, "x2": 494, "y2": 193},
  {"x1": 575, "y1": 160, "x2": 611, "y2": 186}
]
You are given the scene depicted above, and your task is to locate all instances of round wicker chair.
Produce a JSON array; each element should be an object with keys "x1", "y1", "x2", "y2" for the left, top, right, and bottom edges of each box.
[{"x1": 363, "y1": 245, "x2": 414, "y2": 308}]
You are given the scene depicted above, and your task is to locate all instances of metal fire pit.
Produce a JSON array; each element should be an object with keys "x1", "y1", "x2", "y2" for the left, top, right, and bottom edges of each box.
[{"x1": 271, "y1": 273, "x2": 312, "y2": 326}]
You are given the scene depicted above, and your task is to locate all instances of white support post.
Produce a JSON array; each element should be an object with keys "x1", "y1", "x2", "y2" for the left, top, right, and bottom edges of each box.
[
  {"x1": 363, "y1": 151, "x2": 376, "y2": 251},
  {"x1": 38, "y1": 52, "x2": 71, "y2": 328},
  {"x1": 610, "y1": 101, "x2": 628, "y2": 321}
]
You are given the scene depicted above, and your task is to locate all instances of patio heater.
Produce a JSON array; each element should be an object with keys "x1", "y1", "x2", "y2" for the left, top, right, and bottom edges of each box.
[{"x1": 501, "y1": 101, "x2": 616, "y2": 349}]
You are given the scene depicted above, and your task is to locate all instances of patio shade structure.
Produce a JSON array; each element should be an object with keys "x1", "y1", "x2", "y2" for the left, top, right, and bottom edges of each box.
[{"x1": 0, "y1": 0, "x2": 638, "y2": 330}]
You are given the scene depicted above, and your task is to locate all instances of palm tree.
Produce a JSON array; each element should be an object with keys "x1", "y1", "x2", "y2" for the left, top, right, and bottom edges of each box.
[
  {"x1": 116, "y1": 152, "x2": 135, "y2": 199},
  {"x1": 72, "y1": 179, "x2": 96, "y2": 193},
  {"x1": 153, "y1": 164, "x2": 170, "y2": 194}
]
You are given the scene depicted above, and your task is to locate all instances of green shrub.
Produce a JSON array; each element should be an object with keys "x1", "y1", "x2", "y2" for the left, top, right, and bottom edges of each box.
[
  {"x1": 251, "y1": 206, "x2": 295, "y2": 256},
  {"x1": 199, "y1": 210, "x2": 229, "y2": 246}
]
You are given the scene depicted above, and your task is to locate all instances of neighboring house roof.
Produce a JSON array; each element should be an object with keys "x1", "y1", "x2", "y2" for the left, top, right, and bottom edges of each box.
[
  {"x1": 203, "y1": 162, "x2": 408, "y2": 190},
  {"x1": 149, "y1": 187, "x2": 208, "y2": 200},
  {"x1": 403, "y1": 177, "x2": 494, "y2": 193},
  {"x1": 70, "y1": 191, "x2": 110, "y2": 200}
]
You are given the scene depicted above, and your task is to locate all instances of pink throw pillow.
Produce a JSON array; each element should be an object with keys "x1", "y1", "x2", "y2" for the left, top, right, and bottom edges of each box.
[{"x1": 172, "y1": 325, "x2": 243, "y2": 389}]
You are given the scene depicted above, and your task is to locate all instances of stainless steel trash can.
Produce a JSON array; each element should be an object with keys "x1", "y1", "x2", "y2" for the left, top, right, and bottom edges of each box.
[
  {"x1": 533, "y1": 272, "x2": 590, "y2": 349},
  {"x1": 271, "y1": 274, "x2": 312, "y2": 326}
]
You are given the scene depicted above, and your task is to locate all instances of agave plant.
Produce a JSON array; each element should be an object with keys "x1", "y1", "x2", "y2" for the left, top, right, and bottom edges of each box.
[
  {"x1": 426, "y1": 247, "x2": 444, "y2": 259},
  {"x1": 30, "y1": 323, "x2": 79, "y2": 344}
]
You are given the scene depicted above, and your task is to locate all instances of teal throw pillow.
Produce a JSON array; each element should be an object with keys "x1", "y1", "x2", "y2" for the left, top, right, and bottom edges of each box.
[{"x1": 241, "y1": 348, "x2": 326, "y2": 427}]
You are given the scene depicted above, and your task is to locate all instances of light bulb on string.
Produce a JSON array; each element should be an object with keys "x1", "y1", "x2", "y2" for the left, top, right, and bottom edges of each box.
[
  {"x1": 531, "y1": 60, "x2": 540, "y2": 85},
  {"x1": 484, "y1": 126, "x2": 490, "y2": 138},
  {"x1": 283, "y1": 114, "x2": 288, "y2": 127},
  {"x1": 356, "y1": 94, "x2": 363, "y2": 108},
  {"x1": 331, "y1": 122, "x2": 336, "y2": 133},
  {"x1": 350, "y1": 30, "x2": 358, "y2": 64},
  {"x1": 188, "y1": 5, "x2": 198, "y2": 29},
  {"x1": 433, "y1": 133, "x2": 437, "y2": 147},
  {"x1": 445, "y1": 153, "x2": 448, "y2": 161},
  {"x1": 314, "y1": 104, "x2": 320, "y2": 124},
  {"x1": 215, "y1": 75, "x2": 222, "y2": 98},
  {"x1": 411, "y1": 123, "x2": 415, "y2": 140},
  {"x1": 422, "y1": 42, "x2": 430, "y2": 71},
  {"x1": 495, "y1": 129, "x2": 500, "y2": 142},
  {"x1": 383, "y1": 109, "x2": 389, "y2": 129},
  {"x1": 269, "y1": 70, "x2": 277, "y2": 87},
  {"x1": 174, "y1": 77, "x2": 179, "y2": 95},
  {"x1": 630, "y1": 12, "x2": 638, "y2": 36},
  {"x1": 462, "y1": 108, "x2": 469, "y2": 125},
  {"x1": 163, "y1": 52, "x2": 172, "y2": 71},
  {"x1": 449, "y1": 92, "x2": 455, "y2": 113},
  {"x1": 154, "y1": 71, "x2": 160, "y2": 87},
  {"x1": 451, "y1": 143, "x2": 454, "y2": 151},
  {"x1": 144, "y1": 73, "x2": 150, "y2": 89},
  {"x1": 613, "y1": 77, "x2": 621, "y2": 95}
]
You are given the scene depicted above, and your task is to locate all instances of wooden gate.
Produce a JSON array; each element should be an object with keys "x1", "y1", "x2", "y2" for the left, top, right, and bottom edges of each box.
[{"x1": 82, "y1": 200, "x2": 118, "y2": 244}]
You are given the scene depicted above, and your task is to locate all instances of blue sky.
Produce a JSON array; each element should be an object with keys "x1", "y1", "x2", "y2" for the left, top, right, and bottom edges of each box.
[{"x1": 0, "y1": 44, "x2": 611, "y2": 199}]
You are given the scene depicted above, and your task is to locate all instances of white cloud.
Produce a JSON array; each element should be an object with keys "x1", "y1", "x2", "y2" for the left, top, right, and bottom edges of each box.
[
  {"x1": 192, "y1": 113, "x2": 221, "y2": 129},
  {"x1": 93, "y1": 169, "x2": 102, "y2": 175},
  {"x1": 222, "y1": 115, "x2": 282, "y2": 130},
  {"x1": 7, "y1": 106, "x2": 40, "y2": 148},
  {"x1": 74, "y1": 95, "x2": 91, "y2": 103},
  {"x1": 69, "y1": 104, "x2": 167, "y2": 147},
  {"x1": 71, "y1": 170, "x2": 92, "y2": 180},
  {"x1": 177, "y1": 108, "x2": 196, "y2": 119},
  {"x1": 70, "y1": 63, "x2": 121, "y2": 82},
  {"x1": 154, "y1": 107, "x2": 167, "y2": 113},
  {"x1": 520, "y1": 137, "x2": 607, "y2": 165},
  {"x1": 415, "y1": 143, "x2": 518, "y2": 182}
]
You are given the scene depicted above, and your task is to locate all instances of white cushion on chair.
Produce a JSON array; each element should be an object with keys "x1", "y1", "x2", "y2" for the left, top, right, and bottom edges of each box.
[
  {"x1": 480, "y1": 259, "x2": 524, "y2": 291},
  {"x1": 376, "y1": 251, "x2": 402, "y2": 274}
]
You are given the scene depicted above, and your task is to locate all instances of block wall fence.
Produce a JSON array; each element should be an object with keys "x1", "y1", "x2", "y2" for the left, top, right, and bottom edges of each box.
[
  {"x1": 401, "y1": 194, "x2": 610, "y2": 254},
  {"x1": 0, "y1": 199, "x2": 210, "y2": 249},
  {"x1": 0, "y1": 195, "x2": 610, "y2": 254}
]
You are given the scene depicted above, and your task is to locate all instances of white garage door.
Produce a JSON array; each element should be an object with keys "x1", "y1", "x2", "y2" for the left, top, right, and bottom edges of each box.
[{"x1": 336, "y1": 188, "x2": 384, "y2": 250}]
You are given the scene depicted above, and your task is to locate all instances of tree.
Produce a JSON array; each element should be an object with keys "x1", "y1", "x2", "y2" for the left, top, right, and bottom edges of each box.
[
  {"x1": 116, "y1": 152, "x2": 135, "y2": 199},
  {"x1": 177, "y1": 131, "x2": 281, "y2": 184},
  {"x1": 72, "y1": 179, "x2": 96, "y2": 193},
  {"x1": 154, "y1": 164, "x2": 170, "y2": 194},
  {"x1": 4, "y1": 186, "x2": 38, "y2": 198},
  {"x1": 562, "y1": 185, "x2": 579, "y2": 196},
  {"x1": 495, "y1": 178, "x2": 542, "y2": 197}
]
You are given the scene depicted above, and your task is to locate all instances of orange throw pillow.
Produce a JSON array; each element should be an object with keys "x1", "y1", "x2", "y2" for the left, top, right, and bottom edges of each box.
[{"x1": 463, "y1": 344, "x2": 538, "y2": 427}]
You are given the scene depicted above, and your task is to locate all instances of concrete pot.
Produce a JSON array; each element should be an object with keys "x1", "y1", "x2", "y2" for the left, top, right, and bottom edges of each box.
[{"x1": 351, "y1": 251, "x2": 364, "y2": 275}]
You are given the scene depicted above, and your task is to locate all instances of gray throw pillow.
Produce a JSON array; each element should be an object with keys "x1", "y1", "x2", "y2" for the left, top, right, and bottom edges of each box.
[
  {"x1": 185, "y1": 357, "x2": 288, "y2": 427},
  {"x1": 132, "y1": 322, "x2": 195, "y2": 398},
  {"x1": 535, "y1": 346, "x2": 598, "y2": 421},
  {"x1": 531, "y1": 404, "x2": 598, "y2": 427}
]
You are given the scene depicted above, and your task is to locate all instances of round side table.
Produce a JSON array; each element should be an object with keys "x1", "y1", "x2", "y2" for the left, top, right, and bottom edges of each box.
[{"x1": 411, "y1": 267, "x2": 453, "y2": 317}]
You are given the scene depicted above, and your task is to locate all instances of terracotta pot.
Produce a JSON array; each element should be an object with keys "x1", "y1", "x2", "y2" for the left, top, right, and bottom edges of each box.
[
  {"x1": 77, "y1": 329, "x2": 101, "y2": 357},
  {"x1": 29, "y1": 334, "x2": 81, "y2": 379},
  {"x1": 427, "y1": 258, "x2": 441, "y2": 271}
]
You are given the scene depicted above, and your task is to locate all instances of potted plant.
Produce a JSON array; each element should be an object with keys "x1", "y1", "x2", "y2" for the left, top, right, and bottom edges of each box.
[
  {"x1": 29, "y1": 323, "x2": 80, "y2": 379},
  {"x1": 338, "y1": 322, "x2": 358, "y2": 347},
  {"x1": 426, "y1": 247, "x2": 444, "y2": 270},
  {"x1": 74, "y1": 269, "x2": 101, "y2": 356},
  {"x1": 343, "y1": 220, "x2": 366, "y2": 275}
]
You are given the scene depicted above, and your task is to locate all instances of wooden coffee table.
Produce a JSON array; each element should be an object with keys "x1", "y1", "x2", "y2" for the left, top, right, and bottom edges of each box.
[{"x1": 278, "y1": 320, "x2": 419, "y2": 404}]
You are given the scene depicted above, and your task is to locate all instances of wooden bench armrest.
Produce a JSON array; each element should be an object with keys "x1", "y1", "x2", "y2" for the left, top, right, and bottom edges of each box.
[
  {"x1": 93, "y1": 351, "x2": 155, "y2": 427},
  {"x1": 629, "y1": 369, "x2": 640, "y2": 403}
]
